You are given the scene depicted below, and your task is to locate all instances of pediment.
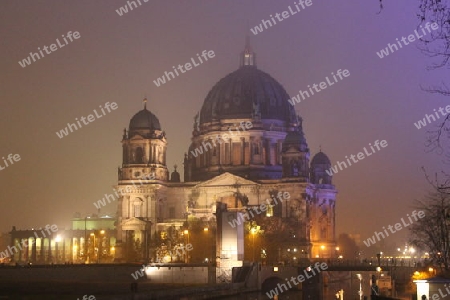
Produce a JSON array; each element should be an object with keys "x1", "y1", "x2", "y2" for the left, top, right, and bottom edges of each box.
[
  {"x1": 121, "y1": 217, "x2": 150, "y2": 230},
  {"x1": 195, "y1": 172, "x2": 258, "y2": 188}
]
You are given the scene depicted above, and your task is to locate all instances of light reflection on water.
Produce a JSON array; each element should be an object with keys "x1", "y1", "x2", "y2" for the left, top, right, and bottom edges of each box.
[{"x1": 202, "y1": 289, "x2": 340, "y2": 300}]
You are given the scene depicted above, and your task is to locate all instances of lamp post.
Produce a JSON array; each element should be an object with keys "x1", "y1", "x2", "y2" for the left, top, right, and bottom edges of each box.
[
  {"x1": 90, "y1": 233, "x2": 96, "y2": 263},
  {"x1": 184, "y1": 230, "x2": 189, "y2": 263},
  {"x1": 250, "y1": 226, "x2": 259, "y2": 262},
  {"x1": 98, "y1": 230, "x2": 105, "y2": 263},
  {"x1": 320, "y1": 245, "x2": 325, "y2": 259},
  {"x1": 84, "y1": 217, "x2": 87, "y2": 263},
  {"x1": 55, "y1": 235, "x2": 61, "y2": 264},
  {"x1": 203, "y1": 227, "x2": 209, "y2": 263}
]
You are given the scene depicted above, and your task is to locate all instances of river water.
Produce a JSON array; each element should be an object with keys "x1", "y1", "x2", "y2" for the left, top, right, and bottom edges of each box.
[{"x1": 206, "y1": 289, "x2": 343, "y2": 300}]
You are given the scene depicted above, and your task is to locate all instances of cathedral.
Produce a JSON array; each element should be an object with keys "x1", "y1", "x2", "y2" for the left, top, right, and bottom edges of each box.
[{"x1": 115, "y1": 40, "x2": 338, "y2": 266}]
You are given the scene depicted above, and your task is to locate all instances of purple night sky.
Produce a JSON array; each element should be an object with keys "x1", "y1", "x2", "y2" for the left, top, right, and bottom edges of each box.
[{"x1": 0, "y1": 0, "x2": 447, "y2": 254}]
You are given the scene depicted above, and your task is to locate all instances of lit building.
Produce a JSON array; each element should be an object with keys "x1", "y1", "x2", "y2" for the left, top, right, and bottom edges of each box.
[
  {"x1": 6, "y1": 214, "x2": 116, "y2": 264},
  {"x1": 115, "y1": 40, "x2": 338, "y2": 268}
]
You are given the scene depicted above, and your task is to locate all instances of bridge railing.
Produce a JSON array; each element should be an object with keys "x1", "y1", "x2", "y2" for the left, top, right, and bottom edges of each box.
[{"x1": 289, "y1": 258, "x2": 421, "y2": 268}]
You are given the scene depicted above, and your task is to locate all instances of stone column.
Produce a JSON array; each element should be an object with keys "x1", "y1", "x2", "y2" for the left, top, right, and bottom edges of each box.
[
  {"x1": 31, "y1": 238, "x2": 37, "y2": 263},
  {"x1": 48, "y1": 238, "x2": 52, "y2": 263},
  {"x1": 70, "y1": 238, "x2": 74, "y2": 263},
  {"x1": 228, "y1": 139, "x2": 232, "y2": 165},
  {"x1": 240, "y1": 137, "x2": 245, "y2": 165},
  {"x1": 249, "y1": 137, "x2": 254, "y2": 164},
  {"x1": 40, "y1": 238, "x2": 44, "y2": 263},
  {"x1": 62, "y1": 238, "x2": 66, "y2": 263}
]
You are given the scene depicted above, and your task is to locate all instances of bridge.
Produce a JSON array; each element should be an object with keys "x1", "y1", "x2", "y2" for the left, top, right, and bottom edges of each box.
[{"x1": 232, "y1": 259, "x2": 420, "y2": 296}]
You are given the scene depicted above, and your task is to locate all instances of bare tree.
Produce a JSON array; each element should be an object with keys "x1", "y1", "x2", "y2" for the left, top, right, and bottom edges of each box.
[
  {"x1": 416, "y1": 0, "x2": 450, "y2": 161},
  {"x1": 409, "y1": 190, "x2": 450, "y2": 271}
]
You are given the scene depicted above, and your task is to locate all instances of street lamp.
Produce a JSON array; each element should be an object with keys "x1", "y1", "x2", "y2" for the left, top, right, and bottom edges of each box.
[
  {"x1": 203, "y1": 228, "x2": 209, "y2": 263},
  {"x1": 55, "y1": 235, "x2": 61, "y2": 264},
  {"x1": 320, "y1": 245, "x2": 325, "y2": 258},
  {"x1": 98, "y1": 230, "x2": 105, "y2": 263},
  {"x1": 90, "y1": 233, "x2": 96, "y2": 263},
  {"x1": 184, "y1": 230, "x2": 189, "y2": 263},
  {"x1": 250, "y1": 226, "x2": 260, "y2": 262}
]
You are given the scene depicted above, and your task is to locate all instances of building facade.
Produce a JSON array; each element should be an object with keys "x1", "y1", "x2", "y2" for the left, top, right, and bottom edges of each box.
[
  {"x1": 5, "y1": 215, "x2": 116, "y2": 264},
  {"x1": 115, "y1": 41, "x2": 338, "y2": 266}
]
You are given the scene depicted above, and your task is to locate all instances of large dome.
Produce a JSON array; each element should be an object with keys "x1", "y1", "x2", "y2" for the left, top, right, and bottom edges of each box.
[
  {"x1": 199, "y1": 65, "x2": 297, "y2": 124},
  {"x1": 129, "y1": 107, "x2": 161, "y2": 131},
  {"x1": 311, "y1": 151, "x2": 331, "y2": 165}
]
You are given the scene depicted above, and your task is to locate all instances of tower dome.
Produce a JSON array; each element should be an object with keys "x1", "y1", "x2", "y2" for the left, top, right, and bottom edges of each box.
[
  {"x1": 128, "y1": 100, "x2": 161, "y2": 138},
  {"x1": 311, "y1": 151, "x2": 331, "y2": 166},
  {"x1": 129, "y1": 109, "x2": 161, "y2": 131},
  {"x1": 310, "y1": 150, "x2": 333, "y2": 185}
]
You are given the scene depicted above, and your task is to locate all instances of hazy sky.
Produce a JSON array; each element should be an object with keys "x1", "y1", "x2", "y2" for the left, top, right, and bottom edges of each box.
[{"x1": 0, "y1": 0, "x2": 447, "y2": 253}]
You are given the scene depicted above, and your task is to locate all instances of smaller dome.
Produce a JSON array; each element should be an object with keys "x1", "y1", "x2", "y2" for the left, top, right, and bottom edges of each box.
[
  {"x1": 170, "y1": 165, "x2": 181, "y2": 183},
  {"x1": 311, "y1": 151, "x2": 331, "y2": 165},
  {"x1": 282, "y1": 129, "x2": 308, "y2": 152},
  {"x1": 284, "y1": 130, "x2": 307, "y2": 145},
  {"x1": 129, "y1": 108, "x2": 161, "y2": 131}
]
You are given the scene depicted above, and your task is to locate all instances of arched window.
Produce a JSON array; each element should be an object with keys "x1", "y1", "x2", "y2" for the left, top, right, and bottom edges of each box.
[
  {"x1": 292, "y1": 161, "x2": 299, "y2": 176},
  {"x1": 254, "y1": 143, "x2": 260, "y2": 155},
  {"x1": 321, "y1": 227, "x2": 327, "y2": 240},
  {"x1": 135, "y1": 147, "x2": 144, "y2": 164},
  {"x1": 133, "y1": 199, "x2": 143, "y2": 217}
]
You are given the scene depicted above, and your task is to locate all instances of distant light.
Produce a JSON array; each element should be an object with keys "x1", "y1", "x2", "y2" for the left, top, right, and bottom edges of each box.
[
  {"x1": 184, "y1": 230, "x2": 188, "y2": 234},
  {"x1": 273, "y1": 267, "x2": 278, "y2": 272},
  {"x1": 203, "y1": 228, "x2": 208, "y2": 232}
]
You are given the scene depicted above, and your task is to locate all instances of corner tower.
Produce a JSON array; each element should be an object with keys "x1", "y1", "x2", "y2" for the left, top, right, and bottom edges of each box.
[
  {"x1": 119, "y1": 99, "x2": 169, "y2": 182},
  {"x1": 115, "y1": 99, "x2": 168, "y2": 262}
]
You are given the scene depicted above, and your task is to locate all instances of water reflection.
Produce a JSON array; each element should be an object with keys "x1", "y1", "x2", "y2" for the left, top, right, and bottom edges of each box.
[{"x1": 214, "y1": 289, "x2": 342, "y2": 300}]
